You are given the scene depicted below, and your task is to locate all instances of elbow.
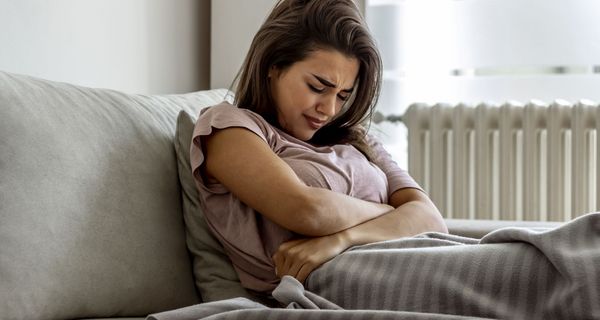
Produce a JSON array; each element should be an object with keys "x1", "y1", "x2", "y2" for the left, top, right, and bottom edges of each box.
[
  {"x1": 287, "y1": 189, "x2": 334, "y2": 237},
  {"x1": 407, "y1": 199, "x2": 448, "y2": 234},
  {"x1": 430, "y1": 212, "x2": 449, "y2": 234},
  {"x1": 425, "y1": 203, "x2": 448, "y2": 234}
]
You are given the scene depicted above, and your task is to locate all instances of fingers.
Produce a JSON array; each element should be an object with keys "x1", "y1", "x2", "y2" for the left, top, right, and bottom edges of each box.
[
  {"x1": 273, "y1": 236, "x2": 341, "y2": 283},
  {"x1": 275, "y1": 255, "x2": 314, "y2": 283},
  {"x1": 279, "y1": 254, "x2": 296, "y2": 278},
  {"x1": 296, "y1": 262, "x2": 315, "y2": 283},
  {"x1": 273, "y1": 239, "x2": 311, "y2": 280}
]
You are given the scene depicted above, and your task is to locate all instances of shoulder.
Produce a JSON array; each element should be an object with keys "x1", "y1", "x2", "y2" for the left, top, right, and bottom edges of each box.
[
  {"x1": 190, "y1": 102, "x2": 277, "y2": 187},
  {"x1": 194, "y1": 102, "x2": 276, "y2": 143},
  {"x1": 199, "y1": 102, "x2": 266, "y2": 126}
]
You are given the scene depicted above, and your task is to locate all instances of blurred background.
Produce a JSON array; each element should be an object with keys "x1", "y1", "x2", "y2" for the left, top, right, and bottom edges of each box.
[{"x1": 2, "y1": 0, "x2": 600, "y2": 168}]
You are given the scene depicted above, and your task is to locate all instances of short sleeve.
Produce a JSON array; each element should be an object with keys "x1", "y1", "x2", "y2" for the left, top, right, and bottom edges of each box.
[
  {"x1": 366, "y1": 134, "x2": 423, "y2": 195},
  {"x1": 189, "y1": 103, "x2": 272, "y2": 191}
]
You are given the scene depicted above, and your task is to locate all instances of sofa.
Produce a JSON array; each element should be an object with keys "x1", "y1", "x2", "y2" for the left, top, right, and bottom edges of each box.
[{"x1": 0, "y1": 70, "x2": 562, "y2": 320}]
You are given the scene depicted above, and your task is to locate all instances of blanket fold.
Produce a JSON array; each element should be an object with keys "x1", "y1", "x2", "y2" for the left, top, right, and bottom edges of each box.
[{"x1": 149, "y1": 213, "x2": 600, "y2": 320}]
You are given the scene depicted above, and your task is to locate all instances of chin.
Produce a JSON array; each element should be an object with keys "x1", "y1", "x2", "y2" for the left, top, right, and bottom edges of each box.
[
  {"x1": 288, "y1": 128, "x2": 311, "y2": 141},
  {"x1": 296, "y1": 132, "x2": 314, "y2": 141},
  {"x1": 288, "y1": 126, "x2": 317, "y2": 141}
]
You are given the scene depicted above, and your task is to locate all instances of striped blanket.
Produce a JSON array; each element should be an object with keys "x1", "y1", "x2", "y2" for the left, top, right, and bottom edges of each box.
[{"x1": 148, "y1": 212, "x2": 600, "y2": 319}]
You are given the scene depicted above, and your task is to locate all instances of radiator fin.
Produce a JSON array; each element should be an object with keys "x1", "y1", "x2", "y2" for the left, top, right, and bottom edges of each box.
[{"x1": 405, "y1": 101, "x2": 600, "y2": 221}]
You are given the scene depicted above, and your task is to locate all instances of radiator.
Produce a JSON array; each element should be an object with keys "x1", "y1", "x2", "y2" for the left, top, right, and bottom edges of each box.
[{"x1": 386, "y1": 101, "x2": 600, "y2": 221}]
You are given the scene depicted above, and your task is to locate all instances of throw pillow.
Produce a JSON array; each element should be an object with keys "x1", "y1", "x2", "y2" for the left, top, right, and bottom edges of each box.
[{"x1": 174, "y1": 110, "x2": 257, "y2": 302}]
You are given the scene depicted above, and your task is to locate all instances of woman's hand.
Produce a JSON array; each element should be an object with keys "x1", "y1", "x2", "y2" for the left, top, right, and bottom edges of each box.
[
  {"x1": 271, "y1": 188, "x2": 447, "y2": 284},
  {"x1": 272, "y1": 232, "x2": 350, "y2": 284}
]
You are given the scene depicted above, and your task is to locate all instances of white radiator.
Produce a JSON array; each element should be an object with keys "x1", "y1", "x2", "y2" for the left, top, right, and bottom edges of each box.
[{"x1": 395, "y1": 101, "x2": 600, "y2": 221}]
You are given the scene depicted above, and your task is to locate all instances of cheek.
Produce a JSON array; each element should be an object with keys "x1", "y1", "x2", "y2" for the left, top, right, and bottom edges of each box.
[
  {"x1": 284, "y1": 93, "x2": 310, "y2": 114},
  {"x1": 301, "y1": 92, "x2": 319, "y2": 109}
]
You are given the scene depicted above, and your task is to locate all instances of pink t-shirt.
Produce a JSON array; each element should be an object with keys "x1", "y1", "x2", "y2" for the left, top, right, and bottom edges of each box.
[{"x1": 190, "y1": 102, "x2": 421, "y2": 293}]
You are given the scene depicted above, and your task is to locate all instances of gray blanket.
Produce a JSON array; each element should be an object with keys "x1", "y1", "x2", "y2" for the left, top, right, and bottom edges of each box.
[{"x1": 148, "y1": 212, "x2": 600, "y2": 319}]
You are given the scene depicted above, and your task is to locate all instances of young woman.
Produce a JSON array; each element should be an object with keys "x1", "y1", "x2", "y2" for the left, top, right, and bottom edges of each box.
[
  {"x1": 190, "y1": 1, "x2": 599, "y2": 318},
  {"x1": 191, "y1": 0, "x2": 446, "y2": 294}
]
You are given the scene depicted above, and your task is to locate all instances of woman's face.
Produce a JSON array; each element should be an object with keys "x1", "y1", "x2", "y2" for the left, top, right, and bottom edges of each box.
[{"x1": 269, "y1": 49, "x2": 359, "y2": 141}]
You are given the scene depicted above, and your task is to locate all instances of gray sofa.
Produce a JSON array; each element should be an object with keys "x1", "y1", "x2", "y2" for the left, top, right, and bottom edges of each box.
[
  {"x1": 0, "y1": 71, "x2": 561, "y2": 320},
  {"x1": 0, "y1": 70, "x2": 251, "y2": 320}
]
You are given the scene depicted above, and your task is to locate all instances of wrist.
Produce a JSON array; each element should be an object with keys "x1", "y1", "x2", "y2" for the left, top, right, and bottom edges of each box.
[{"x1": 336, "y1": 227, "x2": 355, "y2": 249}]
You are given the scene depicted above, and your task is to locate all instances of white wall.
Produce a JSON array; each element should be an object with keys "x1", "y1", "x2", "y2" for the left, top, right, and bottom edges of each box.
[
  {"x1": 210, "y1": 0, "x2": 276, "y2": 89},
  {"x1": 210, "y1": 0, "x2": 366, "y2": 90},
  {"x1": 0, "y1": 0, "x2": 210, "y2": 94}
]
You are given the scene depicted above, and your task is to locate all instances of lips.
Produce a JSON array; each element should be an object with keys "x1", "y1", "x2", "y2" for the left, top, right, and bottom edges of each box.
[{"x1": 304, "y1": 115, "x2": 326, "y2": 130}]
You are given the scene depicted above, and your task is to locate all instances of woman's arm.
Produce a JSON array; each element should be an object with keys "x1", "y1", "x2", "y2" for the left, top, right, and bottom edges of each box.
[
  {"x1": 272, "y1": 187, "x2": 447, "y2": 283},
  {"x1": 202, "y1": 127, "x2": 394, "y2": 236},
  {"x1": 342, "y1": 187, "x2": 448, "y2": 245}
]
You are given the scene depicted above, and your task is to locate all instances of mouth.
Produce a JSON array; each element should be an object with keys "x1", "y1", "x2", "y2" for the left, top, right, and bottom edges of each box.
[{"x1": 304, "y1": 115, "x2": 326, "y2": 130}]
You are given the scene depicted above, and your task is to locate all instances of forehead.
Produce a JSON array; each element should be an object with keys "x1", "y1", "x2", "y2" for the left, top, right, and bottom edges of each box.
[{"x1": 292, "y1": 49, "x2": 359, "y2": 88}]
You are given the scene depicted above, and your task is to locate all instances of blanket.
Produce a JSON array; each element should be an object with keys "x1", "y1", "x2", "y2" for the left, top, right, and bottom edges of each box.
[{"x1": 149, "y1": 212, "x2": 600, "y2": 319}]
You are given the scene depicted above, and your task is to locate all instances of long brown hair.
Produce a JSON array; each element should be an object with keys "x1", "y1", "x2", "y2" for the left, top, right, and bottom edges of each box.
[{"x1": 234, "y1": 0, "x2": 382, "y2": 157}]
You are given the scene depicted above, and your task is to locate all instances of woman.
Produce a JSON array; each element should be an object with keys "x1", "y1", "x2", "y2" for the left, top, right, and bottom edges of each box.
[
  {"x1": 190, "y1": 1, "x2": 599, "y2": 318},
  {"x1": 191, "y1": 0, "x2": 446, "y2": 293}
]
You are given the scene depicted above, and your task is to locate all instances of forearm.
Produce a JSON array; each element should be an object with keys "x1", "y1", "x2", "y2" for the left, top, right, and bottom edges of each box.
[
  {"x1": 338, "y1": 199, "x2": 448, "y2": 247},
  {"x1": 300, "y1": 186, "x2": 394, "y2": 236},
  {"x1": 273, "y1": 198, "x2": 448, "y2": 283}
]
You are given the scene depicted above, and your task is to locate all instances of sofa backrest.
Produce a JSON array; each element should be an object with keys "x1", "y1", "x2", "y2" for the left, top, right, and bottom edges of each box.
[{"x1": 0, "y1": 70, "x2": 228, "y2": 319}]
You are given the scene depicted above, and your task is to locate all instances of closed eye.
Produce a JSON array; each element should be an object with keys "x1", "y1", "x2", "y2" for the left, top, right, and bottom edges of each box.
[
  {"x1": 308, "y1": 84, "x2": 325, "y2": 93},
  {"x1": 309, "y1": 82, "x2": 350, "y2": 102}
]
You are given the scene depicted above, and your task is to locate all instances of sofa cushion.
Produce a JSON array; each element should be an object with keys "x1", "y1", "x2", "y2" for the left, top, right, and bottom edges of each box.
[
  {"x1": 0, "y1": 70, "x2": 223, "y2": 319},
  {"x1": 175, "y1": 110, "x2": 260, "y2": 302}
]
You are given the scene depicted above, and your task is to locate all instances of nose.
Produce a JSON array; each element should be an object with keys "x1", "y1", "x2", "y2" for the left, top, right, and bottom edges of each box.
[{"x1": 316, "y1": 94, "x2": 337, "y2": 118}]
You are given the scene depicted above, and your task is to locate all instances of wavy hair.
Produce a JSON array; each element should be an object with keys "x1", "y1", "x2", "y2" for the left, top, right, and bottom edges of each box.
[{"x1": 233, "y1": 0, "x2": 382, "y2": 157}]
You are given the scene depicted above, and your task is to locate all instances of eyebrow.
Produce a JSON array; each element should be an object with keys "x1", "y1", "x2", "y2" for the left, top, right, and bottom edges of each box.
[{"x1": 312, "y1": 74, "x2": 354, "y2": 93}]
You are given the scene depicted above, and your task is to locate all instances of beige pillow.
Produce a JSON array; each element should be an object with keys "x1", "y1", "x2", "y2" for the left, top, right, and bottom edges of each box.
[{"x1": 174, "y1": 110, "x2": 258, "y2": 302}]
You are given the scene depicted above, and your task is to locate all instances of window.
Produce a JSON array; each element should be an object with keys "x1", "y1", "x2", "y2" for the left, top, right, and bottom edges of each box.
[{"x1": 366, "y1": 0, "x2": 600, "y2": 168}]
